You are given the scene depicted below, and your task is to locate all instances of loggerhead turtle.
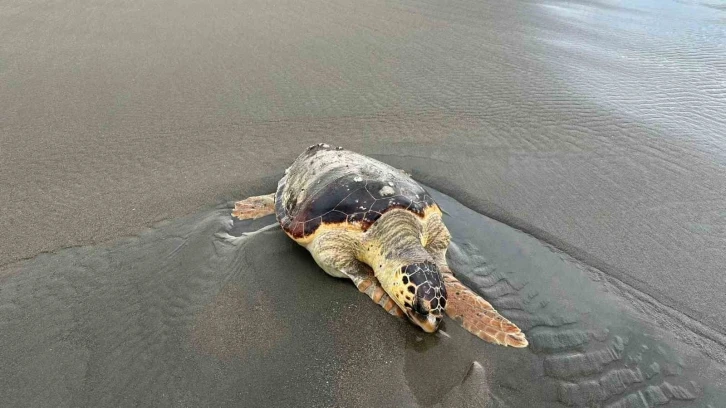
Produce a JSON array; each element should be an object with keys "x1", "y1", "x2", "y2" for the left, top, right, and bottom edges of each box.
[{"x1": 232, "y1": 144, "x2": 527, "y2": 347}]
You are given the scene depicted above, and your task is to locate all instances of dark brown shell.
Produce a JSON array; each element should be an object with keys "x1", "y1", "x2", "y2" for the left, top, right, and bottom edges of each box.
[{"x1": 275, "y1": 144, "x2": 437, "y2": 239}]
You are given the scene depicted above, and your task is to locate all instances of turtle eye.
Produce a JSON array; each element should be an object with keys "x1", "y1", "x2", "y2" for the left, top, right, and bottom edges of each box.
[{"x1": 413, "y1": 282, "x2": 433, "y2": 315}]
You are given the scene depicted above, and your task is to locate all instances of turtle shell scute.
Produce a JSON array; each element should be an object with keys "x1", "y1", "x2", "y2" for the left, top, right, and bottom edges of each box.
[{"x1": 275, "y1": 148, "x2": 436, "y2": 239}]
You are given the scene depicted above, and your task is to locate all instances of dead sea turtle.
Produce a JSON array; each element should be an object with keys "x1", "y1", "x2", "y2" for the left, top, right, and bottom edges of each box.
[{"x1": 232, "y1": 144, "x2": 527, "y2": 347}]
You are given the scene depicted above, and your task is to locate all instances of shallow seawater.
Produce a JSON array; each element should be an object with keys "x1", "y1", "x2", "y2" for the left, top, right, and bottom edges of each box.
[{"x1": 1, "y1": 184, "x2": 725, "y2": 407}]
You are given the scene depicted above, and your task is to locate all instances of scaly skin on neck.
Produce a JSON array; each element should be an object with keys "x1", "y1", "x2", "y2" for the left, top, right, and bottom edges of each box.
[
  {"x1": 359, "y1": 210, "x2": 429, "y2": 283},
  {"x1": 359, "y1": 209, "x2": 445, "y2": 331}
]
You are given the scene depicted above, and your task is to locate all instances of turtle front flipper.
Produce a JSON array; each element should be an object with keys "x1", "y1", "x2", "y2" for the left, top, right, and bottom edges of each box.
[
  {"x1": 421, "y1": 214, "x2": 526, "y2": 346},
  {"x1": 308, "y1": 229, "x2": 406, "y2": 318},
  {"x1": 232, "y1": 193, "x2": 276, "y2": 220},
  {"x1": 349, "y1": 272, "x2": 406, "y2": 318},
  {"x1": 442, "y1": 273, "x2": 528, "y2": 348}
]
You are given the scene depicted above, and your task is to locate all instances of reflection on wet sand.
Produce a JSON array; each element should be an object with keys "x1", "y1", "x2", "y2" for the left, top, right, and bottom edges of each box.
[{"x1": 1, "y1": 186, "x2": 723, "y2": 407}]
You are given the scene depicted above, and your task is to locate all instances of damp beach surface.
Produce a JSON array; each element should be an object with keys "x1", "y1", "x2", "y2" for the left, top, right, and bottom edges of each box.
[
  {"x1": 1, "y1": 186, "x2": 725, "y2": 407},
  {"x1": 2, "y1": 0, "x2": 726, "y2": 406}
]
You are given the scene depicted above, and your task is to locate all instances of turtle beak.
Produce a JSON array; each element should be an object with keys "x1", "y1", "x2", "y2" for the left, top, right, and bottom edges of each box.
[{"x1": 408, "y1": 310, "x2": 443, "y2": 333}]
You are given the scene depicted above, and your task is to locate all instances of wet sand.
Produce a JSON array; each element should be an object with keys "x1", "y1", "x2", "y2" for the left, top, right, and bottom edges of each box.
[
  {"x1": 2, "y1": 187, "x2": 724, "y2": 406},
  {"x1": 2, "y1": 0, "x2": 726, "y2": 406}
]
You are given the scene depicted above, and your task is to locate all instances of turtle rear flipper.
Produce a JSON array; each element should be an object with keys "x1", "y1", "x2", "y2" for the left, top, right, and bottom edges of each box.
[
  {"x1": 232, "y1": 193, "x2": 276, "y2": 220},
  {"x1": 443, "y1": 274, "x2": 528, "y2": 348}
]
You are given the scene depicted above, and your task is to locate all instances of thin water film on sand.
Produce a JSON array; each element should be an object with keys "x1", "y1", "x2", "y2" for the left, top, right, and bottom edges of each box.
[{"x1": 1, "y1": 184, "x2": 724, "y2": 407}]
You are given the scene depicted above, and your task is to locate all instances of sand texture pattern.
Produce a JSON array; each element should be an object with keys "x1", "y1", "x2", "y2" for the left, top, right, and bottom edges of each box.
[
  {"x1": 1, "y1": 0, "x2": 725, "y2": 406},
  {"x1": 2, "y1": 0, "x2": 725, "y2": 335},
  {"x1": 1, "y1": 187, "x2": 724, "y2": 407}
]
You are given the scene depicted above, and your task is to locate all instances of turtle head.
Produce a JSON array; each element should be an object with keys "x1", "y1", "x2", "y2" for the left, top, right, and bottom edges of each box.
[{"x1": 397, "y1": 261, "x2": 447, "y2": 333}]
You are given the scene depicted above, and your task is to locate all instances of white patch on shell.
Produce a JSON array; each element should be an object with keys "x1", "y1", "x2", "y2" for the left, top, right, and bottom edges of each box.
[
  {"x1": 379, "y1": 185, "x2": 395, "y2": 197},
  {"x1": 353, "y1": 176, "x2": 363, "y2": 182},
  {"x1": 387, "y1": 181, "x2": 394, "y2": 186}
]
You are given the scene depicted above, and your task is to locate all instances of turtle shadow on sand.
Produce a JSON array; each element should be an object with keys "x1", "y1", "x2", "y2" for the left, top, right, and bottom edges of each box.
[{"x1": 1, "y1": 184, "x2": 725, "y2": 406}]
